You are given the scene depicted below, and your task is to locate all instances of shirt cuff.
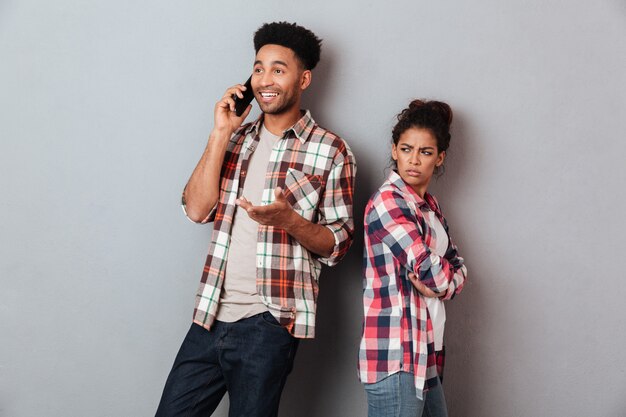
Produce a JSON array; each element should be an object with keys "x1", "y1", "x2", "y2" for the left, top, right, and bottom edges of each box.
[
  {"x1": 443, "y1": 266, "x2": 467, "y2": 300},
  {"x1": 317, "y1": 223, "x2": 351, "y2": 267},
  {"x1": 181, "y1": 191, "x2": 214, "y2": 224}
]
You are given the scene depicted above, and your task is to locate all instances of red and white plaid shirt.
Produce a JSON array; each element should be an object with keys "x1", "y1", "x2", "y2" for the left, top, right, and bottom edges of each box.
[
  {"x1": 358, "y1": 170, "x2": 467, "y2": 396},
  {"x1": 183, "y1": 110, "x2": 356, "y2": 338}
]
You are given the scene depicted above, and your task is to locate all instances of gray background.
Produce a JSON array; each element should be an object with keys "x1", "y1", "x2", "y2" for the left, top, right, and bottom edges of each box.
[{"x1": 1, "y1": 1, "x2": 625, "y2": 416}]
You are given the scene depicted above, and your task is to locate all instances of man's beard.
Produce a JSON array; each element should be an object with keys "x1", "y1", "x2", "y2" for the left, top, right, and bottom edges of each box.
[{"x1": 255, "y1": 88, "x2": 298, "y2": 115}]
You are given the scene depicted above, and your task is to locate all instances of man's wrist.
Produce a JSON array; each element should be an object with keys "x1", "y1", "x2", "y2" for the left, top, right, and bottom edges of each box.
[
  {"x1": 282, "y1": 208, "x2": 302, "y2": 234},
  {"x1": 210, "y1": 127, "x2": 233, "y2": 142}
]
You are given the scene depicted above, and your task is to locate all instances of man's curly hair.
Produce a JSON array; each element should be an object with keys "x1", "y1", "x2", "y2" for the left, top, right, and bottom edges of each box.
[{"x1": 253, "y1": 22, "x2": 322, "y2": 70}]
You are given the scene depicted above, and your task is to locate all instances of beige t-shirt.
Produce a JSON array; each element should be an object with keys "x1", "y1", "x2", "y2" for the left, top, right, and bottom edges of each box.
[{"x1": 216, "y1": 125, "x2": 280, "y2": 322}]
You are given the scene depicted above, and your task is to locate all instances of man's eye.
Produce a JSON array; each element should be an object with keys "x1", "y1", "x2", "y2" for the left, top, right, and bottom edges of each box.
[
  {"x1": 401, "y1": 148, "x2": 411, "y2": 153},
  {"x1": 421, "y1": 151, "x2": 432, "y2": 155},
  {"x1": 274, "y1": 69, "x2": 283, "y2": 74},
  {"x1": 254, "y1": 68, "x2": 263, "y2": 73}
]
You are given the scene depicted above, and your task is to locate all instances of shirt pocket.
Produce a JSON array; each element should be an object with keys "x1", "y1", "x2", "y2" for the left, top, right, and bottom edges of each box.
[{"x1": 283, "y1": 168, "x2": 324, "y2": 221}]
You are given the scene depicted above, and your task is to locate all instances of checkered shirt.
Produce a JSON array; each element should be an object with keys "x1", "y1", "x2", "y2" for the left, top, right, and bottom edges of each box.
[
  {"x1": 358, "y1": 170, "x2": 467, "y2": 397},
  {"x1": 183, "y1": 110, "x2": 356, "y2": 338}
]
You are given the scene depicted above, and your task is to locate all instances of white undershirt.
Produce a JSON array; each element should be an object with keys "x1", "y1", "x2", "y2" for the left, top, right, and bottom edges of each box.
[{"x1": 423, "y1": 211, "x2": 448, "y2": 351}]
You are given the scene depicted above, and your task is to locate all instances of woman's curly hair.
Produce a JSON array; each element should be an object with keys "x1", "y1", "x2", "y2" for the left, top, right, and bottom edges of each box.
[
  {"x1": 390, "y1": 100, "x2": 453, "y2": 175},
  {"x1": 392, "y1": 99, "x2": 453, "y2": 153}
]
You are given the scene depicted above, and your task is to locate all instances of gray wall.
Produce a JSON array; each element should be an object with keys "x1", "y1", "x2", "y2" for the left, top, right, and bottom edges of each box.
[{"x1": 1, "y1": 1, "x2": 625, "y2": 416}]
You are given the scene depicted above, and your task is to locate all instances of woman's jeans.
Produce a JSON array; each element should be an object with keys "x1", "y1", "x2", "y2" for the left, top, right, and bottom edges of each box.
[
  {"x1": 363, "y1": 372, "x2": 448, "y2": 417},
  {"x1": 155, "y1": 312, "x2": 299, "y2": 417}
]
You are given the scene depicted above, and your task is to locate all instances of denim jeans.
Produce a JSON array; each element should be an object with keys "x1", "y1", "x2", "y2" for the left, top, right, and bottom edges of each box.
[
  {"x1": 155, "y1": 312, "x2": 299, "y2": 417},
  {"x1": 363, "y1": 372, "x2": 448, "y2": 417}
]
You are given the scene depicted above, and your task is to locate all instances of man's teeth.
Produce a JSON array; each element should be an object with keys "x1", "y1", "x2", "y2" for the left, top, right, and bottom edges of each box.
[{"x1": 261, "y1": 92, "x2": 278, "y2": 98}]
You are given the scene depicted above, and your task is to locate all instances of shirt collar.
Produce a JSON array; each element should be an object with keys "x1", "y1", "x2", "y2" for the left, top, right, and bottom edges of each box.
[
  {"x1": 387, "y1": 170, "x2": 440, "y2": 214},
  {"x1": 243, "y1": 115, "x2": 263, "y2": 137},
  {"x1": 243, "y1": 110, "x2": 315, "y2": 143}
]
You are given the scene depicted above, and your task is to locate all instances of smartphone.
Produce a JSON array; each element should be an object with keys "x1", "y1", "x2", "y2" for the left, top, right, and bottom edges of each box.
[{"x1": 233, "y1": 76, "x2": 254, "y2": 116}]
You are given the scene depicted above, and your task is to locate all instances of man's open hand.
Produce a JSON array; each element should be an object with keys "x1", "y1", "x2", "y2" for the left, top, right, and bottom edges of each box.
[{"x1": 236, "y1": 187, "x2": 297, "y2": 229}]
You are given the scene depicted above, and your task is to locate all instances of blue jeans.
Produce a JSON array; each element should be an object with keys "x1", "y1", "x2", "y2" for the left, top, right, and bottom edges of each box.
[
  {"x1": 155, "y1": 312, "x2": 299, "y2": 417},
  {"x1": 363, "y1": 372, "x2": 448, "y2": 417}
]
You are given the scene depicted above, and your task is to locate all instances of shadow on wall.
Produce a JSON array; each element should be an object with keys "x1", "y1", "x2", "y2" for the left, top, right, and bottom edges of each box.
[
  {"x1": 279, "y1": 164, "x2": 378, "y2": 417},
  {"x1": 429, "y1": 110, "x2": 487, "y2": 416},
  {"x1": 279, "y1": 44, "x2": 380, "y2": 416},
  {"x1": 280, "y1": 48, "x2": 488, "y2": 415}
]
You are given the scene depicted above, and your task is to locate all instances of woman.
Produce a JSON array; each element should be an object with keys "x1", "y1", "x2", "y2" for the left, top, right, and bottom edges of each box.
[{"x1": 358, "y1": 100, "x2": 467, "y2": 417}]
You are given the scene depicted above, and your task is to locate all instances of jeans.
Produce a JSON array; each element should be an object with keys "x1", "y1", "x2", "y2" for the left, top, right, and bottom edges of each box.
[
  {"x1": 363, "y1": 372, "x2": 448, "y2": 417},
  {"x1": 155, "y1": 312, "x2": 299, "y2": 417}
]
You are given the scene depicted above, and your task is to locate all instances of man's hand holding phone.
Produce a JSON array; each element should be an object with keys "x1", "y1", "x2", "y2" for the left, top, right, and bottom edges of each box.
[{"x1": 214, "y1": 77, "x2": 253, "y2": 134}]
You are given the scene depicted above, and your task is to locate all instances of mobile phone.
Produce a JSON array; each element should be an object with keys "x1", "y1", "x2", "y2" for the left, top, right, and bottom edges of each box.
[{"x1": 233, "y1": 76, "x2": 254, "y2": 116}]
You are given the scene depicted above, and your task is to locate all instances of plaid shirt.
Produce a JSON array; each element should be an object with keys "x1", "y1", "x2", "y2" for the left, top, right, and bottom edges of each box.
[
  {"x1": 358, "y1": 171, "x2": 467, "y2": 397},
  {"x1": 183, "y1": 110, "x2": 356, "y2": 338}
]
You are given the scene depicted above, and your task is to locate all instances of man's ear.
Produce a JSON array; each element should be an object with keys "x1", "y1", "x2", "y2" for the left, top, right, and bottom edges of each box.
[{"x1": 300, "y1": 70, "x2": 312, "y2": 91}]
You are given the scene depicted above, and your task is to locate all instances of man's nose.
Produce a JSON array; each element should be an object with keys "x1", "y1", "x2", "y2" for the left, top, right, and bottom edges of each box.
[{"x1": 260, "y1": 72, "x2": 273, "y2": 86}]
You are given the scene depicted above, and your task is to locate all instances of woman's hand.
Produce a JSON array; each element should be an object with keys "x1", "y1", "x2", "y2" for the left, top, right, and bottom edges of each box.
[{"x1": 408, "y1": 272, "x2": 446, "y2": 298}]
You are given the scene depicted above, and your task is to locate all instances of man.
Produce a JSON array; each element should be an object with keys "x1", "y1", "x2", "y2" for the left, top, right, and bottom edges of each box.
[{"x1": 156, "y1": 22, "x2": 356, "y2": 417}]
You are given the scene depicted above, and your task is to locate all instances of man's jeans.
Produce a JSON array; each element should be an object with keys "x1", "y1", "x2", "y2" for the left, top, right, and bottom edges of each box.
[
  {"x1": 155, "y1": 312, "x2": 299, "y2": 417},
  {"x1": 363, "y1": 372, "x2": 448, "y2": 417}
]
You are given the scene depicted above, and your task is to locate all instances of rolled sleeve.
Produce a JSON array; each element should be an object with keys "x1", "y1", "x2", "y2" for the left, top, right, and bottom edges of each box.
[
  {"x1": 318, "y1": 220, "x2": 353, "y2": 266},
  {"x1": 316, "y1": 150, "x2": 356, "y2": 266},
  {"x1": 181, "y1": 188, "x2": 215, "y2": 224},
  {"x1": 443, "y1": 265, "x2": 467, "y2": 300},
  {"x1": 441, "y1": 219, "x2": 468, "y2": 300},
  {"x1": 368, "y1": 191, "x2": 454, "y2": 293}
]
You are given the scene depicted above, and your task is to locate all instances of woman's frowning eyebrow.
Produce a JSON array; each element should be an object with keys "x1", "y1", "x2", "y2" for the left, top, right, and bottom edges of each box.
[{"x1": 399, "y1": 144, "x2": 436, "y2": 151}]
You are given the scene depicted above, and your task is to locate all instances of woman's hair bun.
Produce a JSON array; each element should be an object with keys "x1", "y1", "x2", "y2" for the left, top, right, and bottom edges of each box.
[
  {"x1": 392, "y1": 98, "x2": 453, "y2": 154},
  {"x1": 408, "y1": 99, "x2": 426, "y2": 110},
  {"x1": 407, "y1": 100, "x2": 452, "y2": 125}
]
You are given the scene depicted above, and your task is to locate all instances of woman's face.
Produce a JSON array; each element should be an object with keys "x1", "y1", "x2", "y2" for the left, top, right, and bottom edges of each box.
[{"x1": 392, "y1": 127, "x2": 445, "y2": 197}]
